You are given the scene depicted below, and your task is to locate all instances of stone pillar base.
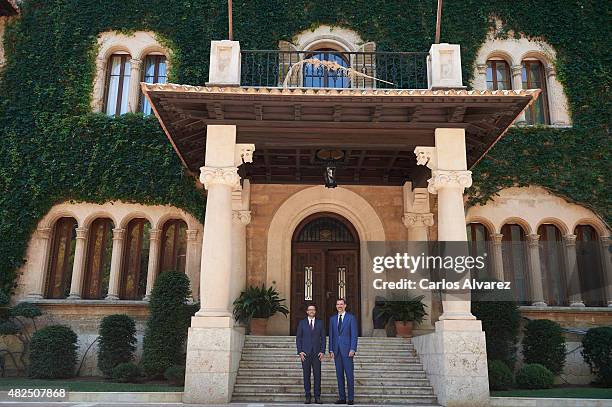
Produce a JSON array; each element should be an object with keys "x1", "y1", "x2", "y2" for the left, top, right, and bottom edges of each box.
[
  {"x1": 372, "y1": 329, "x2": 386, "y2": 337},
  {"x1": 413, "y1": 320, "x2": 489, "y2": 407},
  {"x1": 183, "y1": 316, "x2": 245, "y2": 404}
]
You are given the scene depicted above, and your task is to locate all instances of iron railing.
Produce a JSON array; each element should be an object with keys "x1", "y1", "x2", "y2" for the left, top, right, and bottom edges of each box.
[{"x1": 241, "y1": 50, "x2": 429, "y2": 89}]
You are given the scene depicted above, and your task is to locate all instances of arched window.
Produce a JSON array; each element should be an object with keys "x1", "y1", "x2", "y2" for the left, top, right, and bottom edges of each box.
[
  {"x1": 45, "y1": 217, "x2": 77, "y2": 299},
  {"x1": 303, "y1": 49, "x2": 350, "y2": 88},
  {"x1": 83, "y1": 218, "x2": 114, "y2": 299},
  {"x1": 120, "y1": 218, "x2": 150, "y2": 300},
  {"x1": 486, "y1": 60, "x2": 511, "y2": 90},
  {"x1": 141, "y1": 54, "x2": 167, "y2": 115},
  {"x1": 104, "y1": 53, "x2": 131, "y2": 116},
  {"x1": 159, "y1": 219, "x2": 187, "y2": 273},
  {"x1": 576, "y1": 225, "x2": 606, "y2": 306},
  {"x1": 538, "y1": 224, "x2": 567, "y2": 306},
  {"x1": 501, "y1": 224, "x2": 529, "y2": 304},
  {"x1": 466, "y1": 223, "x2": 491, "y2": 279},
  {"x1": 522, "y1": 60, "x2": 550, "y2": 124}
]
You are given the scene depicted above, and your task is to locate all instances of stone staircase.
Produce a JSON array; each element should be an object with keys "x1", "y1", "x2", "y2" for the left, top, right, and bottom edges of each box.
[{"x1": 231, "y1": 336, "x2": 439, "y2": 405}]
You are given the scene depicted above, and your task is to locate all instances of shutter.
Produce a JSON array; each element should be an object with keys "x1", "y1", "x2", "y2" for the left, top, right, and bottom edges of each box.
[
  {"x1": 354, "y1": 42, "x2": 376, "y2": 89},
  {"x1": 278, "y1": 40, "x2": 300, "y2": 87}
]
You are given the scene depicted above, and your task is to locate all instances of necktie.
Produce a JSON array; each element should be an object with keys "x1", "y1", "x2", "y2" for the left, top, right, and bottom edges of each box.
[
  {"x1": 310, "y1": 319, "x2": 314, "y2": 330},
  {"x1": 338, "y1": 314, "x2": 343, "y2": 332}
]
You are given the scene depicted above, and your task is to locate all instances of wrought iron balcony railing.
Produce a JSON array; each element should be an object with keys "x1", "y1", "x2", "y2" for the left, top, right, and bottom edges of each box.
[{"x1": 241, "y1": 49, "x2": 429, "y2": 89}]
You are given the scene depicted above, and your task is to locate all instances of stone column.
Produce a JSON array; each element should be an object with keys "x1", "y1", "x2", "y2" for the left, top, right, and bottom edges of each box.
[
  {"x1": 491, "y1": 233, "x2": 505, "y2": 282},
  {"x1": 474, "y1": 63, "x2": 488, "y2": 90},
  {"x1": 143, "y1": 229, "x2": 161, "y2": 301},
  {"x1": 106, "y1": 227, "x2": 125, "y2": 300},
  {"x1": 600, "y1": 236, "x2": 612, "y2": 307},
  {"x1": 184, "y1": 124, "x2": 254, "y2": 404},
  {"x1": 527, "y1": 233, "x2": 546, "y2": 306},
  {"x1": 511, "y1": 64, "x2": 526, "y2": 123},
  {"x1": 545, "y1": 66, "x2": 571, "y2": 126},
  {"x1": 413, "y1": 128, "x2": 489, "y2": 407},
  {"x1": 563, "y1": 234, "x2": 585, "y2": 307},
  {"x1": 28, "y1": 227, "x2": 52, "y2": 299},
  {"x1": 231, "y1": 210, "x2": 251, "y2": 304},
  {"x1": 67, "y1": 227, "x2": 88, "y2": 299},
  {"x1": 128, "y1": 58, "x2": 143, "y2": 113},
  {"x1": 185, "y1": 229, "x2": 201, "y2": 300},
  {"x1": 402, "y1": 213, "x2": 434, "y2": 241}
]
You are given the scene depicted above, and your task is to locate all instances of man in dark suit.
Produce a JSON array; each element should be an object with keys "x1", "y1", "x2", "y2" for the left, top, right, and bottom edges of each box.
[
  {"x1": 296, "y1": 303, "x2": 326, "y2": 404},
  {"x1": 329, "y1": 298, "x2": 358, "y2": 405}
]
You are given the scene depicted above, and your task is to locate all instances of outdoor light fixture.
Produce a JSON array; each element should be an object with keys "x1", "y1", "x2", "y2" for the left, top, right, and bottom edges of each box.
[{"x1": 316, "y1": 149, "x2": 344, "y2": 188}]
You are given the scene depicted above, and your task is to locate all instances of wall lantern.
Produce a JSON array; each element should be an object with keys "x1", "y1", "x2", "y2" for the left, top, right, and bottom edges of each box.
[{"x1": 316, "y1": 149, "x2": 345, "y2": 188}]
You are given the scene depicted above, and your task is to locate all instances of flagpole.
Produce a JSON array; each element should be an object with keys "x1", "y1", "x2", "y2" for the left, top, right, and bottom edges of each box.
[
  {"x1": 228, "y1": 0, "x2": 233, "y2": 40},
  {"x1": 435, "y1": 0, "x2": 442, "y2": 44}
]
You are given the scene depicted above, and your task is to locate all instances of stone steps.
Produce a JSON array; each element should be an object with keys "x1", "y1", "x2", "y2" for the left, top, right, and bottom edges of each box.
[{"x1": 232, "y1": 336, "x2": 439, "y2": 405}]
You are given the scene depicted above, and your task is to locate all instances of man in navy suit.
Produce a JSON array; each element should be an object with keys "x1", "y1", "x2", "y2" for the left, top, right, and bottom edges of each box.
[
  {"x1": 329, "y1": 298, "x2": 358, "y2": 405},
  {"x1": 296, "y1": 303, "x2": 326, "y2": 404}
]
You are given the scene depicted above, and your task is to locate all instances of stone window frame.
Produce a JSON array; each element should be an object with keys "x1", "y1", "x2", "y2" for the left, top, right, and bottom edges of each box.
[
  {"x1": 18, "y1": 201, "x2": 202, "y2": 304},
  {"x1": 473, "y1": 35, "x2": 571, "y2": 127},
  {"x1": 279, "y1": 25, "x2": 377, "y2": 89},
  {"x1": 92, "y1": 31, "x2": 171, "y2": 115}
]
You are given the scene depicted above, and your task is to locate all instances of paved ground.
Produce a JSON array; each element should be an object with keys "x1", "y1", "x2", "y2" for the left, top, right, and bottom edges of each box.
[{"x1": 0, "y1": 403, "x2": 435, "y2": 406}]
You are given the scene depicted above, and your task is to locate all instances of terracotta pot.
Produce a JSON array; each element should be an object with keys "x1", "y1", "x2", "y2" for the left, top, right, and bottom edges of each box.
[
  {"x1": 394, "y1": 320, "x2": 414, "y2": 338},
  {"x1": 249, "y1": 318, "x2": 268, "y2": 335}
]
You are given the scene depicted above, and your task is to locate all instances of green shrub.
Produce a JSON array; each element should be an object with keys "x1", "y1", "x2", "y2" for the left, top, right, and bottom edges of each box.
[
  {"x1": 516, "y1": 363, "x2": 554, "y2": 389},
  {"x1": 28, "y1": 325, "x2": 77, "y2": 379},
  {"x1": 522, "y1": 319, "x2": 566, "y2": 375},
  {"x1": 582, "y1": 326, "x2": 612, "y2": 387},
  {"x1": 141, "y1": 271, "x2": 191, "y2": 378},
  {"x1": 488, "y1": 360, "x2": 514, "y2": 390},
  {"x1": 471, "y1": 279, "x2": 521, "y2": 368},
  {"x1": 111, "y1": 362, "x2": 141, "y2": 383},
  {"x1": 10, "y1": 302, "x2": 42, "y2": 319},
  {"x1": 164, "y1": 365, "x2": 186, "y2": 386},
  {"x1": 97, "y1": 314, "x2": 137, "y2": 377},
  {"x1": 232, "y1": 285, "x2": 289, "y2": 324}
]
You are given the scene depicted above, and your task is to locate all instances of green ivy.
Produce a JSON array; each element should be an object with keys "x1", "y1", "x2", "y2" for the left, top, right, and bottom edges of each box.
[{"x1": 0, "y1": 1, "x2": 610, "y2": 297}]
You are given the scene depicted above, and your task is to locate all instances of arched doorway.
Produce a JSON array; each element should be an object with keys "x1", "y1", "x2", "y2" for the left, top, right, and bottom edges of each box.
[{"x1": 290, "y1": 213, "x2": 360, "y2": 335}]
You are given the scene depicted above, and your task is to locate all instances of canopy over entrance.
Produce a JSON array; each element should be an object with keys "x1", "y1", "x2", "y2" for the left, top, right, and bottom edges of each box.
[{"x1": 142, "y1": 84, "x2": 538, "y2": 186}]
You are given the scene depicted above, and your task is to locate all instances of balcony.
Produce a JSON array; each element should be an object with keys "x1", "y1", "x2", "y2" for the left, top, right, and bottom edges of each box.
[{"x1": 240, "y1": 49, "x2": 429, "y2": 89}]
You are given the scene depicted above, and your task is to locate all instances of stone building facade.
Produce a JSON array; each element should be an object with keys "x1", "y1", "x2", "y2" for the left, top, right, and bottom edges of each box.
[{"x1": 2, "y1": 5, "x2": 610, "y2": 406}]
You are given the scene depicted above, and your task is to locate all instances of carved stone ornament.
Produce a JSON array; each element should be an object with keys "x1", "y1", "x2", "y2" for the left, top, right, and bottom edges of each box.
[
  {"x1": 233, "y1": 210, "x2": 252, "y2": 225},
  {"x1": 414, "y1": 146, "x2": 436, "y2": 169},
  {"x1": 427, "y1": 170, "x2": 472, "y2": 194},
  {"x1": 402, "y1": 213, "x2": 435, "y2": 228},
  {"x1": 199, "y1": 166, "x2": 240, "y2": 190}
]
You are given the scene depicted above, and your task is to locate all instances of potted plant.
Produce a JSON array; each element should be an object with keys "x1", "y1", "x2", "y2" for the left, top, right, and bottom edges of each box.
[
  {"x1": 232, "y1": 285, "x2": 289, "y2": 335},
  {"x1": 375, "y1": 294, "x2": 428, "y2": 338}
]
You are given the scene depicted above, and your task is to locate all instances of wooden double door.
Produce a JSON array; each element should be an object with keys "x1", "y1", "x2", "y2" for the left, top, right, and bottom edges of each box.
[{"x1": 290, "y1": 214, "x2": 360, "y2": 335}]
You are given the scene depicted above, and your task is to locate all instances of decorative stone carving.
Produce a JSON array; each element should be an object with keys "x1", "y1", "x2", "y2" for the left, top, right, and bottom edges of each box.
[
  {"x1": 564, "y1": 233, "x2": 577, "y2": 246},
  {"x1": 402, "y1": 213, "x2": 434, "y2": 228},
  {"x1": 427, "y1": 170, "x2": 473, "y2": 194},
  {"x1": 476, "y1": 63, "x2": 487, "y2": 75},
  {"x1": 427, "y1": 43, "x2": 464, "y2": 89},
  {"x1": 235, "y1": 143, "x2": 255, "y2": 165},
  {"x1": 36, "y1": 227, "x2": 52, "y2": 240},
  {"x1": 232, "y1": 210, "x2": 252, "y2": 225},
  {"x1": 526, "y1": 233, "x2": 540, "y2": 247},
  {"x1": 491, "y1": 233, "x2": 504, "y2": 245},
  {"x1": 208, "y1": 40, "x2": 241, "y2": 86},
  {"x1": 186, "y1": 229, "x2": 199, "y2": 242},
  {"x1": 414, "y1": 146, "x2": 436, "y2": 168},
  {"x1": 199, "y1": 167, "x2": 240, "y2": 190}
]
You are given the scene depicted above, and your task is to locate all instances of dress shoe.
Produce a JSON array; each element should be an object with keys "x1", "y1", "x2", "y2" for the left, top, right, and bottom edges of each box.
[
  {"x1": 315, "y1": 398, "x2": 323, "y2": 404},
  {"x1": 348, "y1": 401, "x2": 354, "y2": 405},
  {"x1": 335, "y1": 400, "x2": 346, "y2": 404},
  {"x1": 305, "y1": 396, "x2": 312, "y2": 404}
]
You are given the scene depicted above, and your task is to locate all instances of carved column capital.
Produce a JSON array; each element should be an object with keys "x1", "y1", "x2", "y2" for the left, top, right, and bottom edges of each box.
[
  {"x1": 36, "y1": 227, "x2": 52, "y2": 240},
  {"x1": 545, "y1": 65, "x2": 556, "y2": 78},
  {"x1": 564, "y1": 234, "x2": 577, "y2": 247},
  {"x1": 235, "y1": 144, "x2": 255, "y2": 164},
  {"x1": 149, "y1": 228, "x2": 161, "y2": 242},
  {"x1": 129, "y1": 58, "x2": 143, "y2": 68},
  {"x1": 527, "y1": 233, "x2": 540, "y2": 247},
  {"x1": 112, "y1": 227, "x2": 126, "y2": 241},
  {"x1": 199, "y1": 166, "x2": 240, "y2": 190},
  {"x1": 186, "y1": 229, "x2": 199, "y2": 242},
  {"x1": 511, "y1": 65, "x2": 523, "y2": 77},
  {"x1": 427, "y1": 170, "x2": 472, "y2": 194},
  {"x1": 233, "y1": 210, "x2": 252, "y2": 225},
  {"x1": 402, "y1": 213, "x2": 434, "y2": 228},
  {"x1": 491, "y1": 233, "x2": 504, "y2": 245},
  {"x1": 476, "y1": 63, "x2": 488, "y2": 75},
  {"x1": 600, "y1": 236, "x2": 611, "y2": 247},
  {"x1": 75, "y1": 227, "x2": 88, "y2": 240},
  {"x1": 414, "y1": 146, "x2": 437, "y2": 169}
]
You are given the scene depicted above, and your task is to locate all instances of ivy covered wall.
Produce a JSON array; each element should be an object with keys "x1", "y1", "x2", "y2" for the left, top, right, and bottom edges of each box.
[{"x1": 0, "y1": 0, "x2": 609, "y2": 297}]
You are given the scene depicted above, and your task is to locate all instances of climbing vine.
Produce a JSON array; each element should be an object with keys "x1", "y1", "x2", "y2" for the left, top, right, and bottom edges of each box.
[{"x1": 0, "y1": 0, "x2": 609, "y2": 296}]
